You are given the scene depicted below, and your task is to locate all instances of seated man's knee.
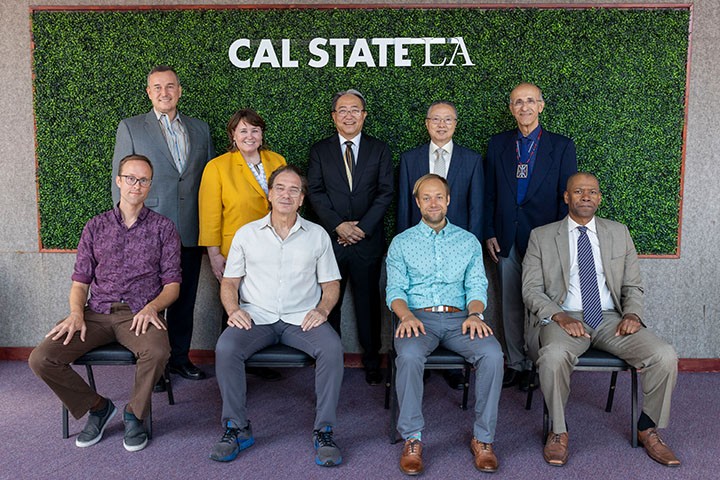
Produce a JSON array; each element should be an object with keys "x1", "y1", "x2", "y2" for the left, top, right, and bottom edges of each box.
[
  {"x1": 653, "y1": 343, "x2": 678, "y2": 372},
  {"x1": 28, "y1": 346, "x2": 48, "y2": 376},
  {"x1": 537, "y1": 344, "x2": 573, "y2": 371}
]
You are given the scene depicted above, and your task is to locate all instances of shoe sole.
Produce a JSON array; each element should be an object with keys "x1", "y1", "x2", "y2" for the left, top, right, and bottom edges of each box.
[
  {"x1": 75, "y1": 404, "x2": 117, "y2": 448},
  {"x1": 399, "y1": 464, "x2": 424, "y2": 475},
  {"x1": 209, "y1": 437, "x2": 255, "y2": 462},
  {"x1": 123, "y1": 436, "x2": 148, "y2": 452},
  {"x1": 315, "y1": 456, "x2": 342, "y2": 467}
]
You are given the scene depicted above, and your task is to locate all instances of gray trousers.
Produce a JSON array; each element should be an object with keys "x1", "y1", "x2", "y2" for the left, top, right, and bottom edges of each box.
[
  {"x1": 538, "y1": 310, "x2": 678, "y2": 434},
  {"x1": 215, "y1": 320, "x2": 344, "y2": 431},
  {"x1": 394, "y1": 310, "x2": 504, "y2": 443},
  {"x1": 497, "y1": 245, "x2": 532, "y2": 371}
]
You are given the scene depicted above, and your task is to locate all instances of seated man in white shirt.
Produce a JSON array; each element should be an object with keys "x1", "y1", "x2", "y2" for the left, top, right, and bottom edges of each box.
[{"x1": 209, "y1": 165, "x2": 344, "y2": 467}]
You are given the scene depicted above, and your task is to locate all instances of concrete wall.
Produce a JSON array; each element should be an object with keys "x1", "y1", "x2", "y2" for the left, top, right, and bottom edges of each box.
[{"x1": 1, "y1": 0, "x2": 717, "y2": 359}]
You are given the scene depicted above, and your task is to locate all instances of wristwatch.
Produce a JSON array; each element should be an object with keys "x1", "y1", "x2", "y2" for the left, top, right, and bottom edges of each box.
[{"x1": 468, "y1": 312, "x2": 484, "y2": 320}]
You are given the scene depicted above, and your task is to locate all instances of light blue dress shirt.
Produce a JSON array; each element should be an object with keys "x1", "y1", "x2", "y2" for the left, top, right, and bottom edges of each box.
[{"x1": 386, "y1": 220, "x2": 488, "y2": 310}]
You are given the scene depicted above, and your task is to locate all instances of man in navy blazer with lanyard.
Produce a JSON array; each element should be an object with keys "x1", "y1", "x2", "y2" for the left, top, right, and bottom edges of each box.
[
  {"x1": 483, "y1": 83, "x2": 577, "y2": 390},
  {"x1": 397, "y1": 100, "x2": 484, "y2": 390}
]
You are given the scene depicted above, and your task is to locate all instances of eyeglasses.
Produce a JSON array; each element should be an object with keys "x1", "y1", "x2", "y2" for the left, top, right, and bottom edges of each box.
[
  {"x1": 510, "y1": 98, "x2": 543, "y2": 108},
  {"x1": 272, "y1": 185, "x2": 302, "y2": 197},
  {"x1": 120, "y1": 175, "x2": 152, "y2": 188},
  {"x1": 333, "y1": 108, "x2": 365, "y2": 117},
  {"x1": 426, "y1": 117, "x2": 457, "y2": 125}
]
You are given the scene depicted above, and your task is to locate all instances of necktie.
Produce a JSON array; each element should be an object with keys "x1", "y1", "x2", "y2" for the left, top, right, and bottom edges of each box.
[
  {"x1": 577, "y1": 226, "x2": 603, "y2": 329},
  {"x1": 434, "y1": 148, "x2": 447, "y2": 178},
  {"x1": 344, "y1": 140, "x2": 354, "y2": 190},
  {"x1": 161, "y1": 114, "x2": 185, "y2": 173}
]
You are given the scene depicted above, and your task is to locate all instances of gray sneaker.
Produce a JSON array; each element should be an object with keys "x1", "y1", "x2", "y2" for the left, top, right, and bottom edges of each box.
[
  {"x1": 75, "y1": 399, "x2": 117, "y2": 448},
  {"x1": 210, "y1": 421, "x2": 255, "y2": 462},
  {"x1": 122, "y1": 406, "x2": 148, "y2": 452},
  {"x1": 313, "y1": 426, "x2": 342, "y2": 467}
]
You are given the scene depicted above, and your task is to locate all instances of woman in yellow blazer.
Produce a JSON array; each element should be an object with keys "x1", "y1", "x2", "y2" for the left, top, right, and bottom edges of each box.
[{"x1": 199, "y1": 109, "x2": 286, "y2": 281}]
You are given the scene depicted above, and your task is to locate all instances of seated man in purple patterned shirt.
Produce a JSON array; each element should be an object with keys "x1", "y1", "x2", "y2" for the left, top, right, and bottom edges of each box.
[{"x1": 29, "y1": 154, "x2": 182, "y2": 452}]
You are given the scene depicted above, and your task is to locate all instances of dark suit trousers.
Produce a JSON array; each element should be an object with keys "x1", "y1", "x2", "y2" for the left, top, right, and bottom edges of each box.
[
  {"x1": 329, "y1": 244, "x2": 382, "y2": 370},
  {"x1": 167, "y1": 246, "x2": 203, "y2": 366}
]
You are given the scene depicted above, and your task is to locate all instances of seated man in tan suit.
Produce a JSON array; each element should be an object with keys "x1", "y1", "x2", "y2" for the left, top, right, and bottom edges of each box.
[{"x1": 522, "y1": 172, "x2": 680, "y2": 468}]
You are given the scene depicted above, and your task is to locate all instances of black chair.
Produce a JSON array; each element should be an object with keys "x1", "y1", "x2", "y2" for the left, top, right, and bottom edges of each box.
[
  {"x1": 245, "y1": 343, "x2": 315, "y2": 369},
  {"x1": 526, "y1": 347, "x2": 638, "y2": 447},
  {"x1": 384, "y1": 315, "x2": 472, "y2": 444},
  {"x1": 61, "y1": 343, "x2": 174, "y2": 440}
]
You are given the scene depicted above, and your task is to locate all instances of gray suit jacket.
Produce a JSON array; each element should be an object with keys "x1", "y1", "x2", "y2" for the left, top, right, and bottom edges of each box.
[
  {"x1": 112, "y1": 110, "x2": 215, "y2": 246},
  {"x1": 521, "y1": 216, "x2": 644, "y2": 361}
]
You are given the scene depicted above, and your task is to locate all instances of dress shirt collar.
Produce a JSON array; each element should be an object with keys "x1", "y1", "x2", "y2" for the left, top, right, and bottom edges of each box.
[
  {"x1": 567, "y1": 215, "x2": 597, "y2": 235},
  {"x1": 258, "y1": 212, "x2": 308, "y2": 235},
  {"x1": 430, "y1": 139, "x2": 454, "y2": 158},
  {"x1": 418, "y1": 217, "x2": 453, "y2": 237},
  {"x1": 111, "y1": 205, "x2": 149, "y2": 227},
  {"x1": 153, "y1": 108, "x2": 183, "y2": 124},
  {"x1": 338, "y1": 132, "x2": 362, "y2": 148},
  {"x1": 517, "y1": 124, "x2": 542, "y2": 141}
]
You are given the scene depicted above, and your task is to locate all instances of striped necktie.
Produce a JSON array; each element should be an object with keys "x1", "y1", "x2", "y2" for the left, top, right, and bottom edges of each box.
[
  {"x1": 344, "y1": 140, "x2": 354, "y2": 190},
  {"x1": 434, "y1": 148, "x2": 447, "y2": 178},
  {"x1": 577, "y1": 226, "x2": 603, "y2": 329}
]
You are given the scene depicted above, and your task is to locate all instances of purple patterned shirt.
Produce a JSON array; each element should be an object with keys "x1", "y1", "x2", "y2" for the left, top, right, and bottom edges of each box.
[{"x1": 72, "y1": 206, "x2": 182, "y2": 314}]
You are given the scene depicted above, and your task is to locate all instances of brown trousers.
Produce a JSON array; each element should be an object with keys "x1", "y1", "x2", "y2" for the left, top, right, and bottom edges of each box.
[{"x1": 29, "y1": 303, "x2": 170, "y2": 420}]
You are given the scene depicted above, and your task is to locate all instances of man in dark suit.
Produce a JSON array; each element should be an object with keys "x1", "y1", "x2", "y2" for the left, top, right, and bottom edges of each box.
[
  {"x1": 522, "y1": 172, "x2": 679, "y2": 467},
  {"x1": 484, "y1": 82, "x2": 577, "y2": 390},
  {"x1": 307, "y1": 89, "x2": 394, "y2": 386},
  {"x1": 397, "y1": 100, "x2": 484, "y2": 390},
  {"x1": 112, "y1": 65, "x2": 215, "y2": 382}
]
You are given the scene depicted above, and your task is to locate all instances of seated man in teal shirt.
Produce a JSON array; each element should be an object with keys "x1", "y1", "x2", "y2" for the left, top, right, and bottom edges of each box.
[{"x1": 386, "y1": 174, "x2": 504, "y2": 476}]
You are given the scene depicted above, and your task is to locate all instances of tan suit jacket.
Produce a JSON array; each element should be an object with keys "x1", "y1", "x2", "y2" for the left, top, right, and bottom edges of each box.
[
  {"x1": 521, "y1": 216, "x2": 644, "y2": 361},
  {"x1": 198, "y1": 149, "x2": 286, "y2": 257}
]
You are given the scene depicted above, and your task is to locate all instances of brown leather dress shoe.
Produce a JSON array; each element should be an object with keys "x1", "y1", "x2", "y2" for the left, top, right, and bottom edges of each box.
[
  {"x1": 399, "y1": 439, "x2": 424, "y2": 475},
  {"x1": 638, "y1": 428, "x2": 680, "y2": 466},
  {"x1": 543, "y1": 432, "x2": 569, "y2": 466},
  {"x1": 470, "y1": 437, "x2": 498, "y2": 472}
]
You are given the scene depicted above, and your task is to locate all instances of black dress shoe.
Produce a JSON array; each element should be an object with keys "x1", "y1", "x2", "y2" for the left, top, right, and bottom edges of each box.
[
  {"x1": 518, "y1": 370, "x2": 538, "y2": 392},
  {"x1": 246, "y1": 366, "x2": 282, "y2": 381},
  {"x1": 153, "y1": 378, "x2": 167, "y2": 393},
  {"x1": 169, "y1": 362, "x2": 206, "y2": 380},
  {"x1": 365, "y1": 368, "x2": 383, "y2": 386},
  {"x1": 443, "y1": 370, "x2": 466, "y2": 391},
  {"x1": 502, "y1": 368, "x2": 520, "y2": 388}
]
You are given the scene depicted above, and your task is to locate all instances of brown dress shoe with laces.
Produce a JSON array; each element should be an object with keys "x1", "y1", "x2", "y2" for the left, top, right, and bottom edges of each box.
[
  {"x1": 399, "y1": 439, "x2": 424, "y2": 475},
  {"x1": 543, "y1": 432, "x2": 569, "y2": 466},
  {"x1": 638, "y1": 428, "x2": 680, "y2": 466},
  {"x1": 470, "y1": 437, "x2": 498, "y2": 472}
]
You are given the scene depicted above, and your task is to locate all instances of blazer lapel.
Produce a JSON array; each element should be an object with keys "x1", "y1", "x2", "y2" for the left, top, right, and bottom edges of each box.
[
  {"x1": 179, "y1": 113, "x2": 199, "y2": 177},
  {"x1": 445, "y1": 146, "x2": 461, "y2": 190},
  {"x1": 144, "y1": 111, "x2": 175, "y2": 169},
  {"x1": 596, "y1": 218, "x2": 618, "y2": 303},
  {"x1": 237, "y1": 152, "x2": 267, "y2": 198},
  {"x1": 523, "y1": 130, "x2": 554, "y2": 203},
  {"x1": 555, "y1": 217, "x2": 571, "y2": 290},
  {"x1": 352, "y1": 136, "x2": 370, "y2": 191},
  {"x1": 500, "y1": 133, "x2": 519, "y2": 200},
  {"x1": 329, "y1": 137, "x2": 351, "y2": 192}
]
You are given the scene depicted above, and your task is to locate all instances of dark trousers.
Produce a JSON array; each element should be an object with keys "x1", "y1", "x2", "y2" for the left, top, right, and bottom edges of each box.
[
  {"x1": 328, "y1": 246, "x2": 382, "y2": 370},
  {"x1": 167, "y1": 246, "x2": 203, "y2": 366},
  {"x1": 29, "y1": 304, "x2": 170, "y2": 420}
]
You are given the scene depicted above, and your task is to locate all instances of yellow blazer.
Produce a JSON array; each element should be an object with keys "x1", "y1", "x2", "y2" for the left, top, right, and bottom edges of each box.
[{"x1": 198, "y1": 149, "x2": 286, "y2": 257}]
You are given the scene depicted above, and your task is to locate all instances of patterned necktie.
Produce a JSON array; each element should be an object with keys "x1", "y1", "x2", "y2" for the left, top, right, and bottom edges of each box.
[
  {"x1": 344, "y1": 140, "x2": 354, "y2": 190},
  {"x1": 161, "y1": 114, "x2": 185, "y2": 173},
  {"x1": 577, "y1": 226, "x2": 603, "y2": 329},
  {"x1": 434, "y1": 148, "x2": 447, "y2": 178}
]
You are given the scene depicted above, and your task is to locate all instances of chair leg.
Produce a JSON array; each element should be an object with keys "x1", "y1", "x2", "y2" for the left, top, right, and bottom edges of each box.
[
  {"x1": 85, "y1": 365, "x2": 97, "y2": 391},
  {"x1": 62, "y1": 406, "x2": 69, "y2": 439},
  {"x1": 460, "y1": 364, "x2": 471, "y2": 410},
  {"x1": 526, "y1": 364, "x2": 537, "y2": 410},
  {"x1": 542, "y1": 401, "x2": 550, "y2": 444},
  {"x1": 384, "y1": 358, "x2": 391, "y2": 410},
  {"x1": 147, "y1": 400, "x2": 153, "y2": 439},
  {"x1": 631, "y1": 368, "x2": 638, "y2": 448},
  {"x1": 389, "y1": 360, "x2": 399, "y2": 444},
  {"x1": 164, "y1": 367, "x2": 175, "y2": 405},
  {"x1": 605, "y1": 371, "x2": 618, "y2": 412}
]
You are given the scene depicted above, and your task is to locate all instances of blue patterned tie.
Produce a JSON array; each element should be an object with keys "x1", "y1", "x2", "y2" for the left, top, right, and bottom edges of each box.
[{"x1": 577, "y1": 226, "x2": 603, "y2": 329}]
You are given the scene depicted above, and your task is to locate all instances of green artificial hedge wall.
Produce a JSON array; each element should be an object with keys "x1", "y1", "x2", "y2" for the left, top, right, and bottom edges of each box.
[{"x1": 32, "y1": 7, "x2": 689, "y2": 254}]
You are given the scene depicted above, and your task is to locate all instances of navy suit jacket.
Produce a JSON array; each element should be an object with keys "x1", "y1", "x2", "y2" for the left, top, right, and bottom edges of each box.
[
  {"x1": 483, "y1": 128, "x2": 577, "y2": 257},
  {"x1": 307, "y1": 133, "x2": 394, "y2": 259},
  {"x1": 397, "y1": 143, "x2": 483, "y2": 240},
  {"x1": 112, "y1": 110, "x2": 215, "y2": 246}
]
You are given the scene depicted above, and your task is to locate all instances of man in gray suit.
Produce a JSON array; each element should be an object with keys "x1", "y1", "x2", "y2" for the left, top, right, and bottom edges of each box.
[
  {"x1": 112, "y1": 65, "x2": 215, "y2": 382},
  {"x1": 522, "y1": 172, "x2": 680, "y2": 468}
]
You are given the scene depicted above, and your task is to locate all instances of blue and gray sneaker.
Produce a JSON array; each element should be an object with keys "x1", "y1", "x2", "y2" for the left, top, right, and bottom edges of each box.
[
  {"x1": 122, "y1": 406, "x2": 148, "y2": 452},
  {"x1": 313, "y1": 426, "x2": 342, "y2": 467},
  {"x1": 210, "y1": 421, "x2": 255, "y2": 462},
  {"x1": 75, "y1": 399, "x2": 117, "y2": 448}
]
